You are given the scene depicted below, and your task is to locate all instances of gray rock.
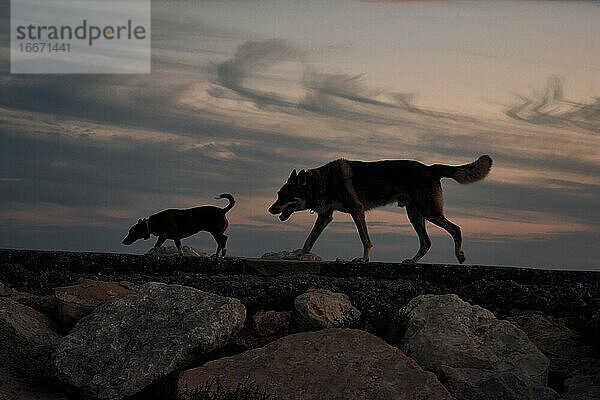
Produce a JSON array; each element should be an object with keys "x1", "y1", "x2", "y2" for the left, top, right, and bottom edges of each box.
[
  {"x1": 403, "y1": 294, "x2": 552, "y2": 400},
  {"x1": 294, "y1": 288, "x2": 360, "y2": 330},
  {"x1": 440, "y1": 366, "x2": 559, "y2": 400},
  {"x1": 55, "y1": 278, "x2": 135, "y2": 331},
  {"x1": 563, "y1": 372, "x2": 600, "y2": 400},
  {"x1": 46, "y1": 282, "x2": 246, "y2": 400},
  {"x1": 179, "y1": 328, "x2": 455, "y2": 400},
  {"x1": 0, "y1": 298, "x2": 66, "y2": 400}
]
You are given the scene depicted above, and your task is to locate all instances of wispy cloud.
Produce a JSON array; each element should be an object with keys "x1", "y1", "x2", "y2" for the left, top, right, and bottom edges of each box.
[{"x1": 506, "y1": 76, "x2": 600, "y2": 133}]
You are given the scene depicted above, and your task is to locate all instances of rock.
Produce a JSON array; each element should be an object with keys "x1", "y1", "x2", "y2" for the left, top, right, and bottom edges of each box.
[
  {"x1": 261, "y1": 249, "x2": 322, "y2": 261},
  {"x1": 234, "y1": 310, "x2": 294, "y2": 350},
  {"x1": 0, "y1": 281, "x2": 56, "y2": 316},
  {"x1": 146, "y1": 246, "x2": 207, "y2": 257},
  {"x1": 252, "y1": 310, "x2": 292, "y2": 337},
  {"x1": 54, "y1": 278, "x2": 135, "y2": 331},
  {"x1": 0, "y1": 298, "x2": 66, "y2": 400},
  {"x1": 439, "y1": 366, "x2": 559, "y2": 400},
  {"x1": 178, "y1": 328, "x2": 455, "y2": 400},
  {"x1": 46, "y1": 282, "x2": 245, "y2": 400},
  {"x1": 0, "y1": 297, "x2": 61, "y2": 368},
  {"x1": 294, "y1": 288, "x2": 360, "y2": 330},
  {"x1": 563, "y1": 372, "x2": 600, "y2": 400},
  {"x1": 506, "y1": 314, "x2": 590, "y2": 374},
  {"x1": 403, "y1": 294, "x2": 551, "y2": 400}
]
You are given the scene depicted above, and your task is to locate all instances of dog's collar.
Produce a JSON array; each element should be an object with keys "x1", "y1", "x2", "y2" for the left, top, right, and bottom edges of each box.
[{"x1": 144, "y1": 218, "x2": 150, "y2": 240}]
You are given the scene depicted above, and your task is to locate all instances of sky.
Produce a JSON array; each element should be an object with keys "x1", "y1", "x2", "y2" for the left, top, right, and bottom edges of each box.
[{"x1": 1, "y1": 0, "x2": 599, "y2": 269}]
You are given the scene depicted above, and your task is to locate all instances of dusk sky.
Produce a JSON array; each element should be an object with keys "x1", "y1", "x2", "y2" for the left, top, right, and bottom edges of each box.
[{"x1": 1, "y1": 0, "x2": 599, "y2": 269}]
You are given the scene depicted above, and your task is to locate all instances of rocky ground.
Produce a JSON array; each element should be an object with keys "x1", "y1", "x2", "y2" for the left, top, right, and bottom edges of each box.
[{"x1": 1, "y1": 248, "x2": 599, "y2": 400}]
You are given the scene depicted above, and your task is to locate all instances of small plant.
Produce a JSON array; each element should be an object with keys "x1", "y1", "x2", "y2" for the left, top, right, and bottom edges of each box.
[
  {"x1": 184, "y1": 377, "x2": 276, "y2": 400},
  {"x1": 339, "y1": 301, "x2": 413, "y2": 348}
]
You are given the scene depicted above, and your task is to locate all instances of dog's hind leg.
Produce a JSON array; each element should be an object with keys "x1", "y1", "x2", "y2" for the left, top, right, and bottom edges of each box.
[
  {"x1": 211, "y1": 233, "x2": 228, "y2": 257},
  {"x1": 404, "y1": 204, "x2": 431, "y2": 263},
  {"x1": 427, "y1": 215, "x2": 464, "y2": 264},
  {"x1": 414, "y1": 183, "x2": 464, "y2": 264},
  {"x1": 301, "y1": 210, "x2": 333, "y2": 257}
]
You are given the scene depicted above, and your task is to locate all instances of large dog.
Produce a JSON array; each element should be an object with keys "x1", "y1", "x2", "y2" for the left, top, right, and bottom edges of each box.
[
  {"x1": 122, "y1": 194, "x2": 235, "y2": 256},
  {"x1": 268, "y1": 156, "x2": 492, "y2": 263}
]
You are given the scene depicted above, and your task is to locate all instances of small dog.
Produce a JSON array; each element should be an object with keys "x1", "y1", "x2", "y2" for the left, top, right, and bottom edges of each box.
[
  {"x1": 122, "y1": 194, "x2": 235, "y2": 256},
  {"x1": 268, "y1": 156, "x2": 492, "y2": 263}
]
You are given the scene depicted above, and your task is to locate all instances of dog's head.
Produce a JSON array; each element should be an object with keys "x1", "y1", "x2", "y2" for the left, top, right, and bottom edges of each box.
[
  {"x1": 268, "y1": 169, "x2": 309, "y2": 221},
  {"x1": 122, "y1": 218, "x2": 150, "y2": 245}
]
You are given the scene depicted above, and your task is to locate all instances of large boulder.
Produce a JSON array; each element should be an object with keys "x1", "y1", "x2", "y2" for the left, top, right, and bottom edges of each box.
[
  {"x1": 439, "y1": 367, "x2": 558, "y2": 400},
  {"x1": 46, "y1": 282, "x2": 246, "y2": 400},
  {"x1": 54, "y1": 278, "x2": 135, "y2": 331},
  {"x1": 403, "y1": 294, "x2": 553, "y2": 400},
  {"x1": 178, "y1": 328, "x2": 455, "y2": 400},
  {"x1": 0, "y1": 298, "x2": 66, "y2": 400},
  {"x1": 506, "y1": 314, "x2": 590, "y2": 374},
  {"x1": 294, "y1": 288, "x2": 360, "y2": 330}
]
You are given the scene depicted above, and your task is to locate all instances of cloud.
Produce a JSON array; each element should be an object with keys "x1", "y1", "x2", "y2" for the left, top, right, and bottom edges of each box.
[
  {"x1": 1, "y1": 28, "x2": 599, "y2": 267},
  {"x1": 505, "y1": 76, "x2": 600, "y2": 133}
]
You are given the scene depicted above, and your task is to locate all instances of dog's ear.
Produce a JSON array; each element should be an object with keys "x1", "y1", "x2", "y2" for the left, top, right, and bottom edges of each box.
[
  {"x1": 288, "y1": 169, "x2": 297, "y2": 182},
  {"x1": 298, "y1": 170, "x2": 307, "y2": 186},
  {"x1": 138, "y1": 219, "x2": 143, "y2": 224}
]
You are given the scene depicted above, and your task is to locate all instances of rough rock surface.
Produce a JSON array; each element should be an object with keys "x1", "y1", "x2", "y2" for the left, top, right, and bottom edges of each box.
[
  {"x1": 0, "y1": 281, "x2": 56, "y2": 316},
  {"x1": 46, "y1": 282, "x2": 246, "y2": 400},
  {"x1": 294, "y1": 288, "x2": 360, "y2": 330},
  {"x1": 403, "y1": 294, "x2": 552, "y2": 400},
  {"x1": 506, "y1": 314, "x2": 590, "y2": 373},
  {"x1": 563, "y1": 371, "x2": 600, "y2": 400},
  {"x1": 252, "y1": 310, "x2": 292, "y2": 337},
  {"x1": 179, "y1": 328, "x2": 455, "y2": 400},
  {"x1": 439, "y1": 366, "x2": 558, "y2": 400},
  {"x1": 54, "y1": 278, "x2": 135, "y2": 330},
  {"x1": 0, "y1": 298, "x2": 65, "y2": 400},
  {"x1": 261, "y1": 249, "x2": 322, "y2": 261},
  {"x1": 146, "y1": 246, "x2": 208, "y2": 257}
]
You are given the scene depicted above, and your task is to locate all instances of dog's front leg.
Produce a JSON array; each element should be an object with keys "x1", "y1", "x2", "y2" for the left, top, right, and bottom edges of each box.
[
  {"x1": 301, "y1": 210, "x2": 333, "y2": 257},
  {"x1": 174, "y1": 238, "x2": 183, "y2": 255},
  {"x1": 149, "y1": 236, "x2": 166, "y2": 254},
  {"x1": 350, "y1": 206, "x2": 373, "y2": 262}
]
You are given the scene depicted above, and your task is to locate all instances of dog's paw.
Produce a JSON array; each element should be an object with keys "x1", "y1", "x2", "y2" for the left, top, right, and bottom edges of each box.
[
  {"x1": 456, "y1": 251, "x2": 466, "y2": 264},
  {"x1": 402, "y1": 258, "x2": 416, "y2": 265},
  {"x1": 352, "y1": 257, "x2": 369, "y2": 263}
]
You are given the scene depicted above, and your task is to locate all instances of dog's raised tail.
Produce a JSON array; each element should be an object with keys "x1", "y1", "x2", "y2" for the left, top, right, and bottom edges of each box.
[
  {"x1": 216, "y1": 193, "x2": 235, "y2": 213},
  {"x1": 431, "y1": 155, "x2": 492, "y2": 184}
]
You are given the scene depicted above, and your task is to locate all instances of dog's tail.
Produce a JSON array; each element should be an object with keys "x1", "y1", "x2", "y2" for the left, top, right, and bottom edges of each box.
[
  {"x1": 430, "y1": 155, "x2": 492, "y2": 184},
  {"x1": 215, "y1": 193, "x2": 235, "y2": 213}
]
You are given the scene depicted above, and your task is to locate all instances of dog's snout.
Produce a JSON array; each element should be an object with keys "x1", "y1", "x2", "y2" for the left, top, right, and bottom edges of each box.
[{"x1": 268, "y1": 203, "x2": 279, "y2": 214}]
